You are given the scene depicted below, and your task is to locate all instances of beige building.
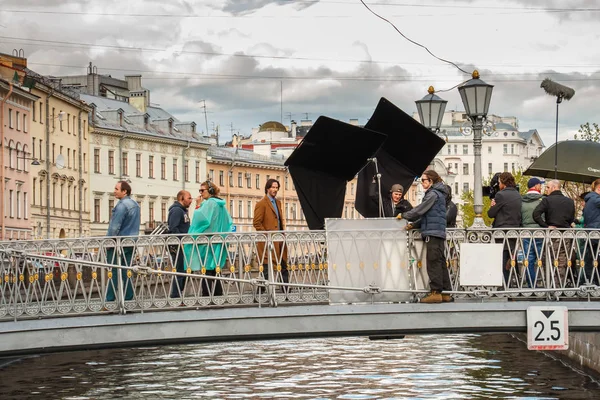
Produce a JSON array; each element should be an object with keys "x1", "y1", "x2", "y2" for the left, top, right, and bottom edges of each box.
[{"x1": 0, "y1": 53, "x2": 92, "y2": 239}]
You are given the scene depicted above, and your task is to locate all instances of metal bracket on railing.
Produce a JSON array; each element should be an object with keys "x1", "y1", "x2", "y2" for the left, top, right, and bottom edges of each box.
[
  {"x1": 363, "y1": 285, "x2": 381, "y2": 294},
  {"x1": 577, "y1": 285, "x2": 600, "y2": 295},
  {"x1": 131, "y1": 265, "x2": 153, "y2": 276},
  {"x1": 471, "y1": 289, "x2": 492, "y2": 297}
]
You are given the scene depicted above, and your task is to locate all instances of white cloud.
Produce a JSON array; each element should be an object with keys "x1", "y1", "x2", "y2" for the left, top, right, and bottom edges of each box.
[{"x1": 1, "y1": 0, "x2": 599, "y2": 145}]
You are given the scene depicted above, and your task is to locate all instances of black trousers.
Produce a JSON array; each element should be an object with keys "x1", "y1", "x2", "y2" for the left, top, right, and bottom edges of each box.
[
  {"x1": 262, "y1": 260, "x2": 289, "y2": 285},
  {"x1": 170, "y1": 246, "x2": 186, "y2": 298},
  {"x1": 425, "y1": 236, "x2": 451, "y2": 292},
  {"x1": 201, "y1": 269, "x2": 223, "y2": 297}
]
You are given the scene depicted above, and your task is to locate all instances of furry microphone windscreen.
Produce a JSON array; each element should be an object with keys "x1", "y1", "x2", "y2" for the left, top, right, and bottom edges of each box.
[{"x1": 540, "y1": 78, "x2": 575, "y2": 101}]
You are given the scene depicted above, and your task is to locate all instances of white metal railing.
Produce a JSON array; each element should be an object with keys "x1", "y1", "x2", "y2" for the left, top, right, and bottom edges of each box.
[{"x1": 0, "y1": 227, "x2": 599, "y2": 321}]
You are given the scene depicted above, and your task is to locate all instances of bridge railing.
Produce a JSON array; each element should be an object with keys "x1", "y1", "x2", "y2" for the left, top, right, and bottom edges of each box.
[{"x1": 0, "y1": 227, "x2": 599, "y2": 320}]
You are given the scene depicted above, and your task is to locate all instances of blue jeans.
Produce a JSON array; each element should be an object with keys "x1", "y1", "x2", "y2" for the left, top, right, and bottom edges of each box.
[
  {"x1": 105, "y1": 247, "x2": 135, "y2": 302},
  {"x1": 522, "y1": 238, "x2": 543, "y2": 288}
]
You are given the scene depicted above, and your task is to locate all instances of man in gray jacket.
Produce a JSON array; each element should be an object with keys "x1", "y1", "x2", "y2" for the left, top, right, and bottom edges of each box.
[{"x1": 521, "y1": 177, "x2": 544, "y2": 287}]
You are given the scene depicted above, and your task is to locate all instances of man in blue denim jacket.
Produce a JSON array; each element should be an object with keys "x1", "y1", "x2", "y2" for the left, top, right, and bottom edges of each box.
[{"x1": 106, "y1": 181, "x2": 141, "y2": 302}]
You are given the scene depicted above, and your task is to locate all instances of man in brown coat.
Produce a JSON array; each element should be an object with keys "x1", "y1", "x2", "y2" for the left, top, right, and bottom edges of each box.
[{"x1": 253, "y1": 178, "x2": 289, "y2": 286}]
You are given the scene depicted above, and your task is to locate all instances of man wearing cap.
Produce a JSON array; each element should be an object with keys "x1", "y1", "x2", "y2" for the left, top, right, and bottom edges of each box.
[
  {"x1": 521, "y1": 177, "x2": 545, "y2": 287},
  {"x1": 371, "y1": 183, "x2": 413, "y2": 218}
]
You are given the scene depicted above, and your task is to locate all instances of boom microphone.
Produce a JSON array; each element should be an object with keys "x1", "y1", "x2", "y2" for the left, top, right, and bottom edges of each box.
[{"x1": 540, "y1": 78, "x2": 575, "y2": 101}]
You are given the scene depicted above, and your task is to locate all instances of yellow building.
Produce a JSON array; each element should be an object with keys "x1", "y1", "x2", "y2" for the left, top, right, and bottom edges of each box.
[{"x1": 0, "y1": 53, "x2": 92, "y2": 239}]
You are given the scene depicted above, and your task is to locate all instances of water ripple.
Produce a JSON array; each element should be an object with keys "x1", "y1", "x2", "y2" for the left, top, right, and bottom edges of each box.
[{"x1": 1, "y1": 334, "x2": 599, "y2": 399}]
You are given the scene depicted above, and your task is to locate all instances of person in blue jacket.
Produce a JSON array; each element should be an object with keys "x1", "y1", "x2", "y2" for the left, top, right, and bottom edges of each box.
[
  {"x1": 583, "y1": 178, "x2": 600, "y2": 285},
  {"x1": 398, "y1": 170, "x2": 452, "y2": 304},
  {"x1": 184, "y1": 181, "x2": 233, "y2": 296}
]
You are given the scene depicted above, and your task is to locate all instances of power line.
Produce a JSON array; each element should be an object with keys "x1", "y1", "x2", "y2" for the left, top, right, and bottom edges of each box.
[
  {"x1": 8, "y1": 37, "x2": 600, "y2": 70},
  {"x1": 359, "y1": 0, "x2": 470, "y2": 75},
  {"x1": 26, "y1": 62, "x2": 600, "y2": 83}
]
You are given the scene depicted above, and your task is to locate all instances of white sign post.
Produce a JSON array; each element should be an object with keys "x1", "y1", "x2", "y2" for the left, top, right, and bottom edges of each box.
[{"x1": 527, "y1": 306, "x2": 569, "y2": 350}]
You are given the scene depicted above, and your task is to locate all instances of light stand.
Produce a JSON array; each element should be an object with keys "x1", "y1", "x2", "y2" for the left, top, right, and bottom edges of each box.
[{"x1": 369, "y1": 157, "x2": 384, "y2": 217}]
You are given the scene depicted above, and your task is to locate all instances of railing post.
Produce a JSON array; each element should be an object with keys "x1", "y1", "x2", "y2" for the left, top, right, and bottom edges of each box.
[
  {"x1": 116, "y1": 237, "x2": 126, "y2": 314},
  {"x1": 266, "y1": 233, "x2": 277, "y2": 307}
]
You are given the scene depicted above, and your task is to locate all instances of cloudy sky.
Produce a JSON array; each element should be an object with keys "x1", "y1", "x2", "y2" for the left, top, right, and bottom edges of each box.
[{"x1": 1, "y1": 0, "x2": 599, "y2": 145}]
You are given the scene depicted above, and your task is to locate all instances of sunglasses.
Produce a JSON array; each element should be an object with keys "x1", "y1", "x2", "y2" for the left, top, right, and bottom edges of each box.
[
  {"x1": 199, "y1": 189, "x2": 206, "y2": 193},
  {"x1": 421, "y1": 178, "x2": 431, "y2": 182}
]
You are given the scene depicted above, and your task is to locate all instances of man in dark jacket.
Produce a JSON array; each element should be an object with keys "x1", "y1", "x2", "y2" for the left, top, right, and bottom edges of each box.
[
  {"x1": 521, "y1": 177, "x2": 545, "y2": 287},
  {"x1": 487, "y1": 172, "x2": 522, "y2": 285},
  {"x1": 370, "y1": 182, "x2": 413, "y2": 217},
  {"x1": 444, "y1": 184, "x2": 457, "y2": 228},
  {"x1": 533, "y1": 179, "x2": 575, "y2": 279},
  {"x1": 168, "y1": 190, "x2": 192, "y2": 298},
  {"x1": 399, "y1": 170, "x2": 451, "y2": 303},
  {"x1": 583, "y1": 179, "x2": 600, "y2": 284}
]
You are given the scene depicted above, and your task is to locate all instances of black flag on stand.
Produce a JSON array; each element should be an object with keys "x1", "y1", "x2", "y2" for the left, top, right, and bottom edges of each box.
[
  {"x1": 285, "y1": 116, "x2": 386, "y2": 229},
  {"x1": 355, "y1": 98, "x2": 446, "y2": 218}
]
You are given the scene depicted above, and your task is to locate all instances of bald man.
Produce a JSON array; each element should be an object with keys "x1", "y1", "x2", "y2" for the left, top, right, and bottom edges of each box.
[{"x1": 168, "y1": 190, "x2": 192, "y2": 298}]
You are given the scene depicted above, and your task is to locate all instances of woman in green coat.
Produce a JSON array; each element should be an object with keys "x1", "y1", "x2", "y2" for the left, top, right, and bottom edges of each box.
[{"x1": 184, "y1": 181, "x2": 233, "y2": 296}]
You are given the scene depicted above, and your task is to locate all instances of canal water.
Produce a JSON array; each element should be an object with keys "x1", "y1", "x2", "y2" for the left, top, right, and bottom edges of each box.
[{"x1": 1, "y1": 334, "x2": 598, "y2": 399}]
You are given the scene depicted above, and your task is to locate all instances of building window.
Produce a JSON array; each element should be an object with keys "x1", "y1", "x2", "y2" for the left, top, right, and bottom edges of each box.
[
  {"x1": 59, "y1": 110, "x2": 63, "y2": 131},
  {"x1": 463, "y1": 163, "x2": 469, "y2": 175},
  {"x1": 8, "y1": 109, "x2": 13, "y2": 128},
  {"x1": 238, "y1": 200, "x2": 243, "y2": 218},
  {"x1": 23, "y1": 114, "x2": 27, "y2": 133},
  {"x1": 197, "y1": 163, "x2": 202, "y2": 183},
  {"x1": 16, "y1": 191, "x2": 21, "y2": 218},
  {"x1": 511, "y1": 163, "x2": 516, "y2": 172},
  {"x1": 39, "y1": 102, "x2": 43, "y2": 122},
  {"x1": 33, "y1": 178, "x2": 37, "y2": 206},
  {"x1": 67, "y1": 148, "x2": 71, "y2": 168},
  {"x1": 228, "y1": 171, "x2": 233, "y2": 187},
  {"x1": 219, "y1": 170, "x2": 224, "y2": 186},
  {"x1": 172, "y1": 158, "x2": 178, "y2": 180},
  {"x1": 94, "y1": 199, "x2": 100, "y2": 222},
  {"x1": 503, "y1": 163, "x2": 508, "y2": 172},
  {"x1": 447, "y1": 146, "x2": 451, "y2": 155},
  {"x1": 149, "y1": 155, "x2": 154, "y2": 178},
  {"x1": 247, "y1": 201, "x2": 252, "y2": 218},
  {"x1": 511, "y1": 144, "x2": 515, "y2": 154},
  {"x1": 453, "y1": 145, "x2": 457, "y2": 154},
  {"x1": 455, "y1": 182, "x2": 459, "y2": 196},
  {"x1": 161, "y1": 202, "x2": 167, "y2": 221},
  {"x1": 463, "y1": 183, "x2": 469, "y2": 193},
  {"x1": 246, "y1": 173, "x2": 251, "y2": 188},
  {"x1": 23, "y1": 192, "x2": 28, "y2": 219},
  {"x1": 108, "y1": 199, "x2": 114, "y2": 220},
  {"x1": 454, "y1": 163, "x2": 458, "y2": 173},
  {"x1": 33, "y1": 103, "x2": 36, "y2": 121},
  {"x1": 122, "y1": 152, "x2": 128, "y2": 176},
  {"x1": 488, "y1": 146, "x2": 492, "y2": 154},
  {"x1": 208, "y1": 169, "x2": 214, "y2": 182},
  {"x1": 83, "y1": 153, "x2": 87, "y2": 173},
  {"x1": 136, "y1": 153, "x2": 142, "y2": 177},
  {"x1": 149, "y1": 202, "x2": 155, "y2": 222},
  {"x1": 229, "y1": 200, "x2": 234, "y2": 215},
  {"x1": 351, "y1": 183, "x2": 355, "y2": 195},
  {"x1": 184, "y1": 160, "x2": 189, "y2": 182},
  {"x1": 462, "y1": 144, "x2": 468, "y2": 155},
  {"x1": 503, "y1": 144, "x2": 508, "y2": 154},
  {"x1": 67, "y1": 113, "x2": 70, "y2": 133},
  {"x1": 488, "y1": 163, "x2": 493, "y2": 175},
  {"x1": 108, "y1": 150, "x2": 114, "y2": 174},
  {"x1": 237, "y1": 172, "x2": 242, "y2": 187},
  {"x1": 255, "y1": 174, "x2": 260, "y2": 189},
  {"x1": 161, "y1": 157, "x2": 166, "y2": 179}
]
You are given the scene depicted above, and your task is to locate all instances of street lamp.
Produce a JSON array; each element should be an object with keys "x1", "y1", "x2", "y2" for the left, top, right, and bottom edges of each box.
[
  {"x1": 457, "y1": 70, "x2": 494, "y2": 228},
  {"x1": 17, "y1": 156, "x2": 41, "y2": 166},
  {"x1": 415, "y1": 86, "x2": 447, "y2": 133}
]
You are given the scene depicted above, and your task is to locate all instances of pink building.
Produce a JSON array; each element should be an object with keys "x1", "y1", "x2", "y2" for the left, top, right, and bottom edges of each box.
[{"x1": 0, "y1": 78, "x2": 39, "y2": 240}]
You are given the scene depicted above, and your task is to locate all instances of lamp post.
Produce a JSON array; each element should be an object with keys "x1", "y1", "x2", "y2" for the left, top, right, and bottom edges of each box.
[
  {"x1": 457, "y1": 70, "x2": 494, "y2": 228},
  {"x1": 415, "y1": 86, "x2": 447, "y2": 133}
]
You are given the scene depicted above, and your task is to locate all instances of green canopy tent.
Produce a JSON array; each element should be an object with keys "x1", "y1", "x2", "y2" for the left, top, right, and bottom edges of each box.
[{"x1": 524, "y1": 140, "x2": 600, "y2": 184}]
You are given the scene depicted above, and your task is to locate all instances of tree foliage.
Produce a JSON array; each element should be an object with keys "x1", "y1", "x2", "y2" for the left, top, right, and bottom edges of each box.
[{"x1": 574, "y1": 122, "x2": 600, "y2": 142}]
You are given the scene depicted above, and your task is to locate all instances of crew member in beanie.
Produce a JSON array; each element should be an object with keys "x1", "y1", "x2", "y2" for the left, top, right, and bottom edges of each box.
[{"x1": 369, "y1": 182, "x2": 413, "y2": 217}]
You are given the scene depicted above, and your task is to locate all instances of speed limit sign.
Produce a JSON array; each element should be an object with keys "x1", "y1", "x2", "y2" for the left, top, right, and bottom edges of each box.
[{"x1": 527, "y1": 306, "x2": 569, "y2": 350}]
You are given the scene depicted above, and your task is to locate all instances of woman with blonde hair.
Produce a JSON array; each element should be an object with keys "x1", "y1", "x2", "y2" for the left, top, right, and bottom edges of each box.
[{"x1": 184, "y1": 181, "x2": 233, "y2": 296}]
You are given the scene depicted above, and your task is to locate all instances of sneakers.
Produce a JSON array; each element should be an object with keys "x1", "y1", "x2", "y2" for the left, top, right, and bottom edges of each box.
[{"x1": 420, "y1": 291, "x2": 442, "y2": 303}]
